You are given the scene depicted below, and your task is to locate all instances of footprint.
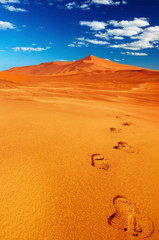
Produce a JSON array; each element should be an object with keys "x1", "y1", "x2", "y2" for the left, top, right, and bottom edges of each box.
[
  {"x1": 116, "y1": 116, "x2": 121, "y2": 119},
  {"x1": 108, "y1": 195, "x2": 154, "y2": 238},
  {"x1": 91, "y1": 154, "x2": 109, "y2": 170},
  {"x1": 122, "y1": 122, "x2": 133, "y2": 126},
  {"x1": 113, "y1": 141, "x2": 134, "y2": 153},
  {"x1": 110, "y1": 128, "x2": 122, "y2": 133}
]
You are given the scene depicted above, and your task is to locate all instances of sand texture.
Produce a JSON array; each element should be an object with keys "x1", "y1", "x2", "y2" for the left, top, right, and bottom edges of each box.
[{"x1": 0, "y1": 55, "x2": 159, "y2": 240}]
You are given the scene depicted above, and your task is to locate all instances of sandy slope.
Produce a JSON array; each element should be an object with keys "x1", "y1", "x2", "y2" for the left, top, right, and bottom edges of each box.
[
  {"x1": 0, "y1": 56, "x2": 159, "y2": 240},
  {"x1": 2, "y1": 55, "x2": 147, "y2": 76}
]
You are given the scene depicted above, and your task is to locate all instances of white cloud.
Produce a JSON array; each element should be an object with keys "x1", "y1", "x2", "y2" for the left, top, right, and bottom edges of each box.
[
  {"x1": 68, "y1": 40, "x2": 88, "y2": 47},
  {"x1": 110, "y1": 41, "x2": 153, "y2": 50},
  {"x1": 109, "y1": 18, "x2": 149, "y2": 28},
  {"x1": 80, "y1": 20, "x2": 107, "y2": 30},
  {"x1": 0, "y1": 20, "x2": 15, "y2": 30},
  {"x1": 65, "y1": 0, "x2": 127, "y2": 10},
  {"x1": 107, "y1": 26, "x2": 143, "y2": 37},
  {"x1": 106, "y1": 18, "x2": 150, "y2": 38},
  {"x1": 113, "y1": 36, "x2": 124, "y2": 39},
  {"x1": 68, "y1": 43, "x2": 75, "y2": 47},
  {"x1": 65, "y1": 1, "x2": 76, "y2": 9},
  {"x1": 13, "y1": 46, "x2": 51, "y2": 52},
  {"x1": 110, "y1": 26, "x2": 159, "y2": 50},
  {"x1": 77, "y1": 41, "x2": 87, "y2": 45},
  {"x1": 80, "y1": 3, "x2": 90, "y2": 10},
  {"x1": 3, "y1": 5, "x2": 27, "y2": 11},
  {"x1": 76, "y1": 17, "x2": 159, "y2": 53},
  {"x1": 85, "y1": 39, "x2": 109, "y2": 45},
  {"x1": 121, "y1": 51, "x2": 148, "y2": 56},
  {"x1": 132, "y1": 26, "x2": 159, "y2": 41},
  {"x1": 92, "y1": 0, "x2": 120, "y2": 6},
  {"x1": 68, "y1": 43, "x2": 82, "y2": 47},
  {"x1": 94, "y1": 32, "x2": 109, "y2": 39},
  {"x1": 53, "y1": 59, "x2": 70, "y2": 62},
  {"x1": 0, "y1": 0, "x2": 20, "y2": 3},
  {"x1": 77, "y1": 37, "x2": 109, "y2": 45},
  {"x1": 66, "y1": 1, "x2": 90, "y2": 10},
  {"x1": 68, "y1": 36, "x2": 109, "y2": 47},
  {"x1": 122, "y1": 0, "x2": 127, "y2": 4}
]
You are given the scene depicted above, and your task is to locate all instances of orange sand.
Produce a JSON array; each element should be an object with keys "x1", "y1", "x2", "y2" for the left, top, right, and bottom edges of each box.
[{"x1": 0, "y1": 55, "x2": 159, "y2": 240}]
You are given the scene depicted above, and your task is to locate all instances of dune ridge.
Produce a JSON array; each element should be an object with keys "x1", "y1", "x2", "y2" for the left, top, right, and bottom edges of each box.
[
  {"x1": 0, "y1": 56, "x2": 159, "y2": 110},
  {"x1": 2, "y1": 55, "x2": 152, "y2": 76}
]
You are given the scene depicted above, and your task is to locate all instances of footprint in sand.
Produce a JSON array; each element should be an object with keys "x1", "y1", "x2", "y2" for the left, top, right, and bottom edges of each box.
[
  {"x1": 122, "y1": 122, "x2": 133, "y2": 126},
  {"x1": 110, "y1": 128, "x2": 122, "y2": 133},
  {"x1": 91, "y1": 154, "x2": 109, "y2": 170},
  {"x1": 108, "y1": 195, "x2": 154, "y2": 238},
  {"x1": 113, "y1": 141, "x2": 134, "y2": 153}
]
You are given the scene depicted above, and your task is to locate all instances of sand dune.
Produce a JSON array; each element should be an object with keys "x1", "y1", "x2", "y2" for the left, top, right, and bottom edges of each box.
[
  {"x1": 0, "y1": 56, "x2": 159, "y2": 240},
  {"x1": 2, "y1": 55, "x2": 149, "y2": 76}
]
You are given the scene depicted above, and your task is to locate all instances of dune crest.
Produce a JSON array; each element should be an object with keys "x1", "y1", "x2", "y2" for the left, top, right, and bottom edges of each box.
[{"x1": 1, "y1": 55, "x2": 150, "y2": 76}]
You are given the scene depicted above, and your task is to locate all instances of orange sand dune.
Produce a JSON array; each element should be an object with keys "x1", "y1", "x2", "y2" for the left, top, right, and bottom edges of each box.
[
  {"x1": 0, "y1": 56, "x2": 159, "y2": 240},
  {"x1": 2, "y1": 55, "x2": 149, "y2": 76}
]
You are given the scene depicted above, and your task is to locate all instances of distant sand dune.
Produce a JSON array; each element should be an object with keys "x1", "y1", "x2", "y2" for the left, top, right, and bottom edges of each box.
[{"x1": 2, "y1": 55, "x2": 148, "y2": 76}]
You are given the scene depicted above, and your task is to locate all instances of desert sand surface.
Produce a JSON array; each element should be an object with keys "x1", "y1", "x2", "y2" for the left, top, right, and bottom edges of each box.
[{"x1": 0, "y1": 55, "x2": 159, "y2": 240}]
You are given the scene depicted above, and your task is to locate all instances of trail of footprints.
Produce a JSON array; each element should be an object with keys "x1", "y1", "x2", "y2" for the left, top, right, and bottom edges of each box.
[
  {"x1": 90, "y1": 114, "x2": 154, "y2": 238},
  {"x1": 112, "y1": 116, "x2": 135, "y2": 153},
  {"x1": 91, "y1": 114, "x2": 134, "y2": 171}
]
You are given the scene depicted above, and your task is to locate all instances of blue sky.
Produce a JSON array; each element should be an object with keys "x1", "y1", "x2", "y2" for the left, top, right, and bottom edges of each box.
[{"x1": 0, "y1": 0, "x2": 159, "y2": 70}]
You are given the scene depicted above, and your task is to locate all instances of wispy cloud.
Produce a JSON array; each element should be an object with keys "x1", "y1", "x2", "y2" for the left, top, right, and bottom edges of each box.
[
  {"x1": 122, "y1": 0, "x2": 127, "y2": 4},
  {"x1": 107, "y1": 27, "x2": 144, "y2": 37},
  {"x1": 66, "y1": 2, "x2": 76, "y2": 9},
  {"x1": 79, "y1": 18, "x2": 149, "y2": 39},
  {"x1": 91, "y1": 0, "x2": 120, "y2": 6},
  {"x1": 3, "y1": 5, "x2": 27, "y2": 11},
  {"x1": 68, "y1": 40, "x2": 88, "y2": 47},
  {"x1": 68, "y1": 36, "x2": 109, "y2": 47},
  {"x1": 110, "y1": 41, "x2": 153, "y2": 50},
  {"x1": 0, "y1": 0, "x2": 20, "y2": 3},
  {"x1": 68, "y1": 43, "x2": 82, "y2": 47},
  {"x1": 13, "y1": 46, "x2": 51, "y2": 52},
  {"x1": 56, "y1": 59, "x2": 70, "y2": 62},
  {"x1": 113, "y1": 36, "x2": 124, "y2": 39},
  {"x1": 66, "y1": 1, "x2": 90, "y2": 10},
  {"x1": 80, "y1": 3, "x2": 90, "y2": 10},
  {"x1": 110, "y1": 26, "x2": 159, "y2": 50},
  {"x1": 104, "y1": 18, "x2": 149, "y2": 38},
  {"x1": 65, "y1": 0, "x2": 126, "y2": 10},
  {"x1": 109, "y1": 18, "x2": 149, "y2": 28},
  {"x1": 121, "y1": 51, "x2": 148, "y2": 56},
  {"x1": 94, "y1": 32, "x2": 109, "y2": 40},
  {"x1": 80, "y1": 21, "x2": 107, "y2": 30},
  {"x1": 77, "y1": 37, "x2": 109, "y2": 45},
  {"x1": 0, "y1": 20, "x2": 15, "y2": 30},
  {"x1": 77, "y1": 17, "x2": 159, "y2": 51}
]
